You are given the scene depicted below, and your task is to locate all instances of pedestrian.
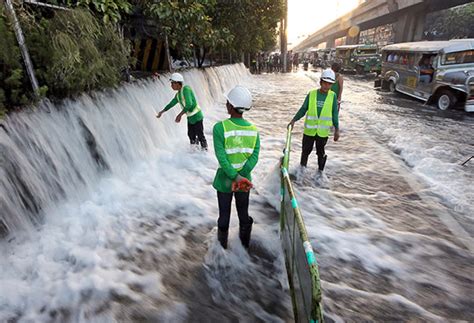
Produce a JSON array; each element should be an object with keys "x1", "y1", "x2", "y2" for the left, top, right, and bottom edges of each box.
[
  {"x1": 288, "y1": 69, "x2": 340, "y2": 180},
  {"x1": 331, "y1": 62, "x2": 344, "y2": 111},
  {"x1": 156, "y1": 73, "x2": 208, "y2": 149},
  {"x1": 212, "y1": 86, "x2": 260, "y2": 249}
]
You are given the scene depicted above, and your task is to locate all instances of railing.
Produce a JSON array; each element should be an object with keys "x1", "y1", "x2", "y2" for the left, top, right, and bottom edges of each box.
[{"x1": 280, "y1": 125, "x2": 323, "y2": 323}]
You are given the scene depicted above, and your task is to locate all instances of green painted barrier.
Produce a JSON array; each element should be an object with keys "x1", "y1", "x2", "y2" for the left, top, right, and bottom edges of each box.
[{"x1": 280, "y1": 125, "x2": 323, "y2": 323}]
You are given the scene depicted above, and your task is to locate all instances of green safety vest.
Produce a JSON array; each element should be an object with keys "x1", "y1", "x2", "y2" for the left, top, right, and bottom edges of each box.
[
  {"x1": 177, "y1": 86, "x2": 201, "y2": 117},
  {"x1": 222, "y1": 119, "x2": 258, "y2": 171},
  {"x1": 304, "y1": 89, "x2": 335, "y2": 137}
]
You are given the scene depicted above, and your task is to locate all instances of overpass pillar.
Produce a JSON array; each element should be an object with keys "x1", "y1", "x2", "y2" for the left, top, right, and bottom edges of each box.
[
  {"x1": 347, "y1": 33, "x2": 360, "y2": 45},
  {"x1": 326, "y1": 37, "x2": 335, "y2": 48},
  {"x1": 394, "y1": 8, "x2": 427, "y2": 43}
]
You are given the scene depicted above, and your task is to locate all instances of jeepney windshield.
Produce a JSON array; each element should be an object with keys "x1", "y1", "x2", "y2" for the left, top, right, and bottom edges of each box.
[
  {"x1": 358, "y1": 49, "x2": 377, "y2": 55},
  {"x1": 442, "y1": 50, "x2": 474, "y2": 65}
]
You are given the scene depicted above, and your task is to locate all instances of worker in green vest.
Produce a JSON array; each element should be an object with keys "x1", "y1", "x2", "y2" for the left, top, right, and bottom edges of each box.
[
  {"x1": 331, "y1": 61, "x2": 344, "y2": 111},
  {"x1": 156, "y1": 73, "x2": 207, "y2": 149},
  {"x1": 212, "y1": 86, "x2": 260, "y2": 249},
  {"x1": 288, "y1": 69, "x2": 340, "y2": 179}
]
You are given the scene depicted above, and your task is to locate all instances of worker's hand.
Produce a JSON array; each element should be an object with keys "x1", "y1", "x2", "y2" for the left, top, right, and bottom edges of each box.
[
  {"x1": 334, "y1": 128, "x2": 340, "y2": 142},
  {"x1": 238, "y1": 178, "x2": 253, "y2": 192},
  {"x1": 156, "y1": 111, "x2": 163, "y2": 118},
  {"x1": 175, "y1": 114, "x2": 182, "y2": 123},
  {"x1": 231, "y1": 181, "x2": 239, "y2": 192},
  {"x1": 288, "y1": 120, "x2": 295, "y2": 130},
  {"x1": 232, "y1": 175, "x2": 253, "y2": 192}
]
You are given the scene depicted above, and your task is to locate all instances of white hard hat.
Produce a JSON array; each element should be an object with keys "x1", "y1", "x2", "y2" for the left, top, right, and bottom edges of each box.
[
  {"x1": 320, "y1": 69, "x2": 336, "y2": 83},
  {"x1": 169, "y1": 72, "x2": 184, "y2": 83},
  {"x1": 225, "y1": 86, "x2": 252, "y2": 110}
]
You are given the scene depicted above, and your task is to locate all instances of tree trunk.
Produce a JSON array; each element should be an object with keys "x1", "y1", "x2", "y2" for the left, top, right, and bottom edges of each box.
[
  {"x1": 164, "y1": 34, "x2": 173, "y2": 72},
  {"x1": 197, "y1": 47, "x2": 207, "y2": 68},
  {"x1": 193, "y1": 48, "x2": 197, "y2": 67}
]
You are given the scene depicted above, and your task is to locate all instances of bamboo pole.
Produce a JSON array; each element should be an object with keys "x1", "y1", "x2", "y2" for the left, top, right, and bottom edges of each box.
[{"x1": 4, "y1": 0, "x2": 40, "y2": 96}]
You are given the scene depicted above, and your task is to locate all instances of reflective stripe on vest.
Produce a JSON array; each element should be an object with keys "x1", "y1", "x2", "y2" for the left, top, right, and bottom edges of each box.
[
  {"x1": 304, "y1": 89, "x2": 335, "y2": 137},
  {"x1": 222, "y1": 119, "x2": 258, "y2": 171},
  {"x1": 177, "y1": 87, "x2": 201, "y2": 117}
]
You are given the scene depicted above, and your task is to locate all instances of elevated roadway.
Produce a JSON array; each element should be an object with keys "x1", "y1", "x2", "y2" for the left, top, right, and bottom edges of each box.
[{"x1": 293, "y1": 0, "x2": 473, "y2": 51}]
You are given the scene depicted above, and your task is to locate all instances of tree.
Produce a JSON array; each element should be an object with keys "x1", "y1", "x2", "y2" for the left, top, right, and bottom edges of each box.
[
  {"x1": 148, "y1": 0, "x2": 230, "y2": 67},
  {"x1": 424, "y1": 3, "x2": 474, "y2": 40},
  {"x1": 148, "y1": 0, "x2": 284, "y2": 67},
  {"x1": 67, "y1": 0, "x2": 132, "y2": 23},
  {"x1": 212, "y1": 0, "x2": 284, "y2": 58}
]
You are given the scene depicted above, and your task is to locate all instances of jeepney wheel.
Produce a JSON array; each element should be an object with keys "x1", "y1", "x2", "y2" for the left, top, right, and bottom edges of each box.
[
  {"x1": 436, "y1": 89, "x2": 456, "y2": 110},
  {"x1": 388, "y1": 80, "x2": 396, "y2": 93},
  {"x1": 356, "y1": 65, "x2": 364, "y2": 75}
]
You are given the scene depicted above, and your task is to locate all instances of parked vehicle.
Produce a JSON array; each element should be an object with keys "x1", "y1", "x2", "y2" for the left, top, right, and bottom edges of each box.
[
  {"x1": 335, "y1": 44, "x2": 381, "y2": 74},
  {"x1": 375, "y1": 39, "x2": 474, "y2": 111}
]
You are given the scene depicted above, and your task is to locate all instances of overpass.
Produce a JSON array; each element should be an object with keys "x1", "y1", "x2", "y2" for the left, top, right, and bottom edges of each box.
[{"x1": 293, "y1": 0, "x2": 473, "y2": 51}]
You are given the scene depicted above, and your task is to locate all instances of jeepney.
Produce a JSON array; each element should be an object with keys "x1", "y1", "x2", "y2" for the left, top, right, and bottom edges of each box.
[
  {"x1": 335, "y1": 44, "x2": 381, "y2": 74},
  {"x1": 375, "y1": 39, "x2": 474, "y2": 111}
]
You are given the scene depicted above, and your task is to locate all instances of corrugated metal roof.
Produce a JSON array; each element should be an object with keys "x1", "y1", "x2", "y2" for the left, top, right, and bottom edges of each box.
[{"x1": 381, "y1": 39, "x2": 474, "y2": 54}]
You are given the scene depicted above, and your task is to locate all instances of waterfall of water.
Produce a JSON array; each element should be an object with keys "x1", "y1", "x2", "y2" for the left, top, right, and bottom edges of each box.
[{"x1": 0, "y1": 64, "x2": 249, "y2": 239}]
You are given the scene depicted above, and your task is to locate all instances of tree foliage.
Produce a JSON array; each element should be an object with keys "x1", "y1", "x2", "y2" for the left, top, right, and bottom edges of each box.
[
  {"x1": 0, "y1": 7, "x2": 131, "y2": 113},
  {"x1": 67, "y1": 0, "x2": 132, "y2": 23},
  {"x1": 212, "y1": 0, "x2": 284, "y2": 53},
  {"x1": 425, "y1": 3, "x2": 474, "y2": 40},
  {"x1": 0, "y1": 0, "x2": 285, "y2": 113},
  {"x1": 148, "y1": 0, "x2": 284, "y2": 66},
  {"x1": 0, "y1": 5, "x2": 29, "y2": 114}
]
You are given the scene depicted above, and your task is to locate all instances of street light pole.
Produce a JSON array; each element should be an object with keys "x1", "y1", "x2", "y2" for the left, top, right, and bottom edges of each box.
[{"x1": 280, "y1": 0, "x2": 288, "y2": 73}]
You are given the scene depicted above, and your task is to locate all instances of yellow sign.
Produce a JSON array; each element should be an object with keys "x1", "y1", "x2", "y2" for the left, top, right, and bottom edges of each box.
[{"x1": 406, "y1": 76, "x2": 417, "y2": 88}]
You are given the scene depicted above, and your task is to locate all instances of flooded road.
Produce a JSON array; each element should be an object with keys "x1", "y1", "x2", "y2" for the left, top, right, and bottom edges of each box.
[
  {"x1": 249, "y1": 69, "x2": 474, "y2": 322},
  {"x1": 0, "y1": 65, "x2": 473, "y2": 322}
]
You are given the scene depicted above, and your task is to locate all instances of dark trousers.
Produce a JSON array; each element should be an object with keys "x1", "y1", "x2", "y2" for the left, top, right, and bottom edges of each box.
[
  {"x1": 217, "y1": 191, "x2": 252, "y2": 231},
  {"x1": 300, "y1": 134, "x2": 328, "y2": 170},
  {"x1": 187, "y1": 120, "x2": 207, "y2": 149}
]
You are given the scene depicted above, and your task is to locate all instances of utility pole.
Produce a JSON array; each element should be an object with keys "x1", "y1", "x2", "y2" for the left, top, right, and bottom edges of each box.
[
  {"x1": 4, "y1": 0, "x2": 40, "y2": 97},
  {"x1": 280, "y1": 0, "x2": 288, "y2": 73}
]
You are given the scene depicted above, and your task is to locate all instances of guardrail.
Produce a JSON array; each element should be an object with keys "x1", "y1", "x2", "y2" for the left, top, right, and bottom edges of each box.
[{"x1": 280, "y1": 125, "x2": 324, "y2": 323}]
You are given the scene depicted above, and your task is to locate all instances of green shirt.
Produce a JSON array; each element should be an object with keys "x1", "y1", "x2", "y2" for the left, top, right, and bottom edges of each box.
[
  {"x1": 291, "y1": 89, "x2": 339, "y2": 129},
  {"x1": 163, "y1": 85, "x2": 204, "y2": 125},
  {"x1": 212, "y1": 118, "x2": 260, "y2": 193},
  {"x1": 331, "y1": 78, "x2": 340, "y2": 98}
]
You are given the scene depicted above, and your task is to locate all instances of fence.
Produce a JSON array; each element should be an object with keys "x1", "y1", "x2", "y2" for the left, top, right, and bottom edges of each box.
[{"x1": 280, "y1": 125, "x2": 323, "y2": 323}]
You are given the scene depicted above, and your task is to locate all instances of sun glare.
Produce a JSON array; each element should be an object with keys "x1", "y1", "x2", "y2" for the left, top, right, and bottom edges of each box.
[{"x1": 288, "y1": 0, "x2": 362, "y2": 48}]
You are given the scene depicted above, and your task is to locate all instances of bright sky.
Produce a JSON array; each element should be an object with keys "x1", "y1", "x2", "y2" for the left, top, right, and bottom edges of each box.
[{"x1": 288, "y1": 0, "x2": 362, "y2": 48}]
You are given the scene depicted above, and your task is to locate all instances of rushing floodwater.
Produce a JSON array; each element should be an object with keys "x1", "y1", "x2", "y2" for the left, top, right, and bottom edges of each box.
[{"x1": 1, "y1": 64, "x2": 473, "y2": 322}]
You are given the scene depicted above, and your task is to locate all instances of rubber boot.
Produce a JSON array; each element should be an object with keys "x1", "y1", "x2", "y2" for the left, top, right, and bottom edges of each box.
[
  {"x1": 318, "y1": 154, "x2": 327, "y2": 172},
  {"x1": 200, "y1": 138, "x2": 208, "y2": 151},
  {"x1": 239, "y1": 217, "x2": 254, "y2": 249},
  {"x1": 217, "y1": 228, "x2": 228, "y2": 249}
]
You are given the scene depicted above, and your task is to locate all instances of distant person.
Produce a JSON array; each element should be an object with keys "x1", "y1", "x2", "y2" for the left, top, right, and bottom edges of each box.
[
  {"x1": 288, "y1": 69, "x2": 340, "y2": 180},
  {"x1": 419, "y1": 57, "x2": 434, "y2": 84},
  {"x1": 156, "y1": 73, "x2": 208, "y2": 149},
  {"x1": 331, "y1": 62, "x2": 344, "y2": 110},
  {"x1": 212, "y1": 86, "x2": 260, "y2": 249}
]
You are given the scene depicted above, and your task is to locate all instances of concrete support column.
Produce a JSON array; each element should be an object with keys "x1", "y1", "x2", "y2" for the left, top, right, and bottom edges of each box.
[
  {"x1": 412, "y1": 12, "x2": 426, "y2": 41},
  {"x1": 326, "y1": 37, "x2": 335, "y2": 48},
  {"x1": 347, "y1": 32, "x2": 360, "y2": 45},
  {"x1": 394, "y1": 9, "x2": 426, "y2": 43}
]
